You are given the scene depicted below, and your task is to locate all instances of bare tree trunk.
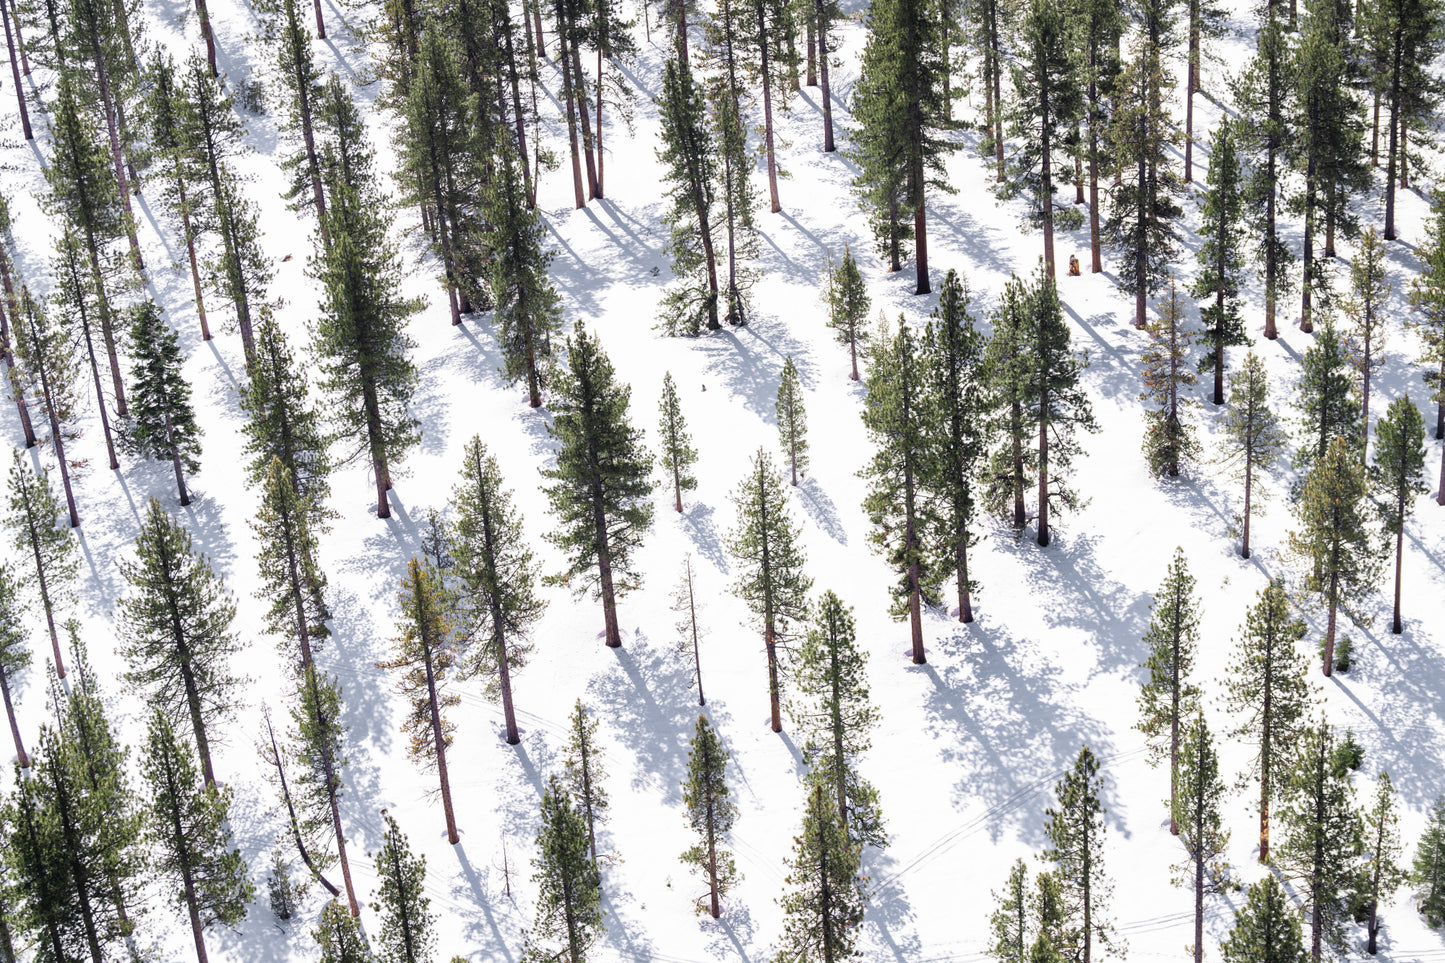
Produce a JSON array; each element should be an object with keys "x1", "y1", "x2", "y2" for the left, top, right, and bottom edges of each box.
[
  {"x1": 0, "y1": 668, "x2": 27, "y2": 768},
  {"x1": 1391, "y1": 501, "x2": 1404, "y2": 633},
  {"x1": 1242, "y1": 442, "x2": 1254, "y2": 558},
  {"x1": 817, "y1": 0, "x2": 834, "y2": 152},
  {"x1": 312, "y1": 0, "x2": 325, "y2": 38},
  {"x1": 196, "y1": 0, "x2": 218, "y2": 75},
  {"x1": 557, "y1": 18, "x2": 586, "y2": 209},
  {"x1": 0, "y1": 0, "x2": 30, "y2": 140},
  {"x1": 765, "y1": 622, "x2": 782, "y2": 732},
  {"x1": 1323, "y1": 574, "x2": 1338, "y2": 676},
  {"x1": 757, "y1": 4, "x2": 781, "y2": 213},
  {"x1": 423, "y1": 646, "x2": 460, "y2": 844},
  {"x1": 264, "y1": 713, "x2": 342, "y2": 898},
  {"x1": 914, "y1": 156, "x2": 930, "y2": 294},
  {"x1": 570, "y1": 43, "x2": 599, "y2": 199}
]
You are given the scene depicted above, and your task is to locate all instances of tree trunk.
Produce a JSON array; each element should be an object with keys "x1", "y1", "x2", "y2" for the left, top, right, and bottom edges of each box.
[
  {"x1": 557, "y1": 19, "x2": 586, "y2": 209},
  {"x1": 178, "y1": 182, "x2": 210, "y2": 341},
  {"x1": 0, "y1": 667, "x2": 27, "y2": 768},
  {"x1": 592, "y1": 474, "x2": 622, "y2": 647},
  {"x1": 570, "y1": 43, "x2": 600, "y2": 199},
  {"x1": 757, "y1": 4, "x2": 782, "y2": 213},
  {"x1": 1301, "y1": 171, "x2": 1315, "y2": 334},
  {"x1": 1242, "y1": 441, "x2": 1254, "y2": 558},
  {"x1": 478, "y1": 485, "x2": 523, "y2": 744},
  {"x1": 1323, "y1": 572, "x2": 1337, "y2": 676},
  {"x1": 1185, "y1": 5, "x2": 1197, "y2": 183},
  {"x1": 1088, "y1": 75, "x2": 1102, "y2": 272},
  {"x1": 1383, "y1": 33, "x2": 1402, "y2": 240},
  {"x1": 1214, "y1": 251, "x2": 1226, "y2": 404},
  {"x1": 1011, "y1": 394, "x2": 1026, "y2": 530},
  {"x1": 27, "y1": 522, "x2": 67, "y2": 679},
  {"x1": 82, "y1": 229, "x2": 129, "y2": 416},
  {"x1": 0, "y1": 0, "x2": 29, "y2": 141},
  {"x1": 1260, "y1": 664, "x2": 1272, "y2": 863},
  {"x1": 264, "y1": 715, "x2": 342, "y2": 898},
  {"x1": 805, "y1": 15, "x2": 816, "y2": 86},
  {"x1": 816, "y1": 784, "x2": 836, "y2": 963},
  {"x1": 1041, "y1": 110, "x2": 1055, "y2": 278},
  {"x1": 1193, "y1": 806, "x2": 1205, "y2": 963},
  {"x1": 312, "y1": 0, "x2": 325, "y2": 38},
  {"x1": 595, "y1": 48, "x2": 605, "y2": 198},
  {"x1": 1371, "y1": 87, "x2": 1380, "y2": 166},
  {"x1": 688, "y1": 567, "x2": 704, "y2": 705},
  {"x1": 196, "y1": 0, "x2": 218, "y2": 75},
  {"x1": 817, "y1": 0, "x2": 834, "y2": 152},
  {"x1": 163, "y1": 749, "x2": 212, "y2": 963},
  {"x1": 1170, "y1": 606, "x2": 1181, "y2": 834},
  {"x1": 1037, "y1": 382, "x2": 1051, "y2": 546},
  {"x1": 363, "y1": 379, "x2": 391, "y2": 518},
  {"x1": 90, "y1": 39, "x2": 143, "y2": 271},
  {"x1": 705, "y1": 778, "x2": 720, "y2": 917},
  {"x1": 72, "y1": 291, "x2": 120, "y2": 469},
  {"x1": 913, "y1": 156, "x2": 930, "y2": 294},
  {"x1": 1135, "y1": 151, "x2": 1148, "y2": 330},
  {"x1": 765, "y1": 622, "x2": 782, "y2": 732},
  {"x1": 1265, "y1": 150, "x2": 1279, "y2": 338},
  {"x1": 423, "y1": 644, "x2": 460, "y2": 844}
]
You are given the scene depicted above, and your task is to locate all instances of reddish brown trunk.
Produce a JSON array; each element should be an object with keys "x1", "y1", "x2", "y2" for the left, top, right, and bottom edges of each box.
[
  {"x1": 1037, "y1": 382, "x2": 1051, "y2": 546},
  {"x1": 914, "y1": 182, "x2": 929, "y2": 294},
  {"x1": 196, "y1": 0, "x2": 217, "y2": 75},
  {"x1": 558, "y1": 23, "x2": 586, "y2": 209},
  {"x1": 571, "y1": 44, "x2": 599, "y2": 199},
  {"x1": 765, "y1": 622, "x2": 782, "y2": 732},
  {"x1": 423, "y1": 645, "x2": 459, "y2": 843},
  {"x1": 1322, "y1": 576, "x2": 1337, "y2": 676},
  {"x1": 758, "y1": 4, "x2": 781, "y2": 213},
  {"x1": 312, "y1": 0, "x2": 325, "y2": 38},
  {"x1": 817, "y1": 0, "x2": 834, "y2": 152},
  {"x1": 1, "y1": 0, "x2": 29, "y2": 140}
]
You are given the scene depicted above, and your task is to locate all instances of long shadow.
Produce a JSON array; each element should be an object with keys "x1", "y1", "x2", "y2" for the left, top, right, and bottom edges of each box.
[
  {"x1": 1021, "y1": 532, "x2": 1153, "y2": 675},
  {"x1": 691, "y1": 322, "x2": 816, "y2": 422},
  {"x1": 864, "y1": 847, "x2": 924, "y2": 962},
  {"x1": 678, "y1": 500, "x2": 729, "y2": 573},
  {"x1": 452, "y1": 840, "x2": 520, "y2": 963},
  {"x1": 795, "y1": 475, "x2": 846, "y2": 544},
  {"x1": 589, "y1": 641, "x2": 700, "y2": 807}
]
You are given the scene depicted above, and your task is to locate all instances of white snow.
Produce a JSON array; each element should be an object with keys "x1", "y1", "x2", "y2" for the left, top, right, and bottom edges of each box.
[{"x1": 1, "y1": 0, "x2": 1443, "y2": 960}]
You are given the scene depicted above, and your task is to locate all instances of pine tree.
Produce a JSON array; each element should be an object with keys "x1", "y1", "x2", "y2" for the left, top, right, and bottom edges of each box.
[
  {"x1": 0, "y1": 567, "x2": 29, "y2": 768},
  {"x1": 983, "y1": 274, "x2": 1038, "y2": 531},
  {"x1": 315, "y1": 900, "x2": 373, "y2": 962},
  {"x1": 266, "y1": 850, "x2": 299, "y2": 921},
  {"x1": 1275, "y1": 723, "x2": 1363, "y2": 962},
  {"x1": 1105, "y1": 23, "x2": 1183, "y2": 330},
  {"x1": 1139, "y1": 275, "x2": 1199, "y2": 477},
  {"x1": 1218, "y1": 353, "x2": 1288, "y2": 558},
  {"x1": 380, "y1": 558, "x2": 460, "y2": 844},
  {"x1": 253, "y1": 455, "x2": 330, "y2": 671},
  {"x1": 672, "y1": 554, "x2": 708, "y2": 705},
  {"x1": 1370, "y1": 397, "x2": 1426, "y2": 634},
  {"x1": 1027, "y1": 270, "x2": 1098, "y2": 544},
  {"x1": 450, "y1": 437, "x2": 541, "y2": 746},
  {"x1": 541, "y1": 323, "x2": 655, "y2": 649},
  {"x1": 311, "y1": 118, "x2": 421, "y2": 520},
  {"x1": 118, "y1": 497, "x2": 241, "y2": 788},
  {"x1": 1360, "y1": 772, "x2": 1406, "y2": 953},
  {"x1": 256, "y1": 0, "x2": 328, "y2": 241},
  {"x1": 482, "y1": 139, "x2": 562, "y2": 407},
  {"x1": 774, "y1": 783, "x2": 866, "y2": 962},
  {"x1": 776, "y1": 356, "x2": 809, "y2": 486},
  {"x1": 1073, "y1": 0, "x2": 1122, "y2": 272},
  {"x1": 1408, "y1": 190, "x2": 1445, "y2": 504},
  {"x1": 988, "y1": 859, "x2": 1030, "y2": 963},
  {"x1": 522, "y1": 775, "x2": 603, "y2": 962},
  {"x1": 1190, "y1": 120, "x2": 1249, "y2": 404},
  {"x1": 792, "y1": 590, "x2": 884, "y2": 848},
  {"x1": 862, "y1": 320, "x2": 936, "y2": 662},
  {"x1": 1135, "y1": 547, "x2": 1201, "y2": 835},
  {"x1": 1032, "y1": 870, "x2": 1067, "y2": 963},
  {"x1": 680, "y1": 713, "x2": 738, "y2": 918},
  {"x1": 289, "y1": 662, "x2": 360, "y2": 915},
  {"x1": 968, "y1": 0, "x2": 1013, "y2": 182},
  {"x1": 1288, "y1": 435, "x2": 1381, "y2": 675},
  {"x1": 1173, "y1": 714, "x2": 1230, "y2": 963},
  {"x1": 1222, "y1": 579, "x2": 1312, "y2": 863},
  {"x1": 1181, "y1": 0, "x2": 1226, "y2": 182},
  {"x1": 564, "y1": 700, "x2": 608, "y2": 870},
  {"x1": 44, "y1": 71, "x2": 130, "y2": 417},
  {"x1": 657, "y1": 372, "x2": 698, "y2": 513},
  {"x1": 998, "y1": 0, "x2": 1082, "y2": 277},
  {"x1": 1413, "y1": 795, "x2": 1445, "y2": 926},
  {"x1": 923, "y1": 269, "x2": 985, "y2": 622},
  {"x1": 655, "y1": 54, "x2": 720, "y2": 334},
  {"x1": 1232, "y1": 0, "x2": 1293, "y2": 339},
  {"x1": 141, "y1": 710, "x2": 253, "y2": 963},
  {"x1": 703, "y1": 0, "x2": 761, "y2": 325},
  {"x1": 1344, "y1": 228, "x2": 1392, "y2": 448},
  {"x1": 1373, "y1": 0, "x2": 1445, "y2": 241},
  {"x1": 726, "y1": 448, "x2": 811, "y2": 732},
  {"x1": 824, "y1": 247, "x2": 871, "y2": 381},
  {"x1": 1220, "y1": 876, "x2": 1309, "y2": 963},
  {"x1": 240, "y1": 308, "x2": 332, "y2": 530},
  {"x1": 849, "y1": 0, "x2": 956, "y2": 293},
  {"x1": 49, "y1": 226, "x2": 119, "y2": 470},
  {"x1": 1042, "y1": 746, "x2": 1118, "y2": 963},
  {"x1": 125, "y1": 300, "x2": 202, "y2": 506},
  {"x1": 5, "y1": 451, "x2": 78, "y2": 679},
  {"x1": 1293, "y1": 319, "x2": 1361, "y2": 486},
  {"x1": 371, "y1": 812, "x2": 434, "y2": 963},
  {"x1": 13, "y1": 287, "x2": 80, "y2": 526}
]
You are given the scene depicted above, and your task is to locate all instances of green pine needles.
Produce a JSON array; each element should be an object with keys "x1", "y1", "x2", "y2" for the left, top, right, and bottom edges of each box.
[{"x1": 680, "y1": 713, "x2": 738, "y2": 918}]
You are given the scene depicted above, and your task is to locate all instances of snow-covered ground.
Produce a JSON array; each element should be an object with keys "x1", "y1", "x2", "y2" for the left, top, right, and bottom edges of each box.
[{"x1": 1, "y1": 0, "x2": 1443, "y2": 959}]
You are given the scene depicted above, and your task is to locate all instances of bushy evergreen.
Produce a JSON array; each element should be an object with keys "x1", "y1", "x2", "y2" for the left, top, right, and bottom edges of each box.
[
  {"x1": 564, "y1": 700, "x2": 609, "y2": 871},
  {"x1": 1371, "y1": 397, "x2": 1427, "y2": 634},
  {"x1": 824, "y1": 247, "x2": 871, "y2": 381},
  {"x1": 522, "y1": 776, "x2": 603, "y2": 962},
  {"x1": 987, "y1": 859, "x2": 1030, "y2": 963},
  {"x1": 125, "y1": 300, "x2": 202, "y2": 506},
  {"x1": 1360, "y1": 772, "x2": 1406, "y2": 953},
  {"x1": 1344, "y1": 228, "x2": 1392, "y2": 446},
  {"x1": 253, "y1": 455, "x2": 330, "y2": 669},
  {"x1": 1191, "y1": 121, "x2": 1249, "y2": 404},
  {"x1": 1414, "y1": 795, "x2": 1445, "y2": 926},
  {"x1": 655, "y1": 54, "x2": 720, "y2": 334},
  {"x1": 680, "y1": 713, "x2": 738, "y2": 918},
  {"x1": 1135, "y1": 547, "x2": 1201, "y2": 833},
  {"x1": 371, "y1": 812, "x2": 434, "y2": 963},
  {"x1": 1408, "y1": 187, "x2": 1445, "y2": 450},
  {"x1": 1292, "y1": 318, "x2": 1360, "y2": 486},
  {"x1": 656, "y1": 372, "x2": 698, "y2": 513},
  {"x1": 1173, "y1": 714, "x2": 1231, "y2": 963},
  {"x1": 1139, "y1": 275, "x2": 1199, "y2": 477},
  {"x1": 774, "y1": 783, "x2": 866, "y2": 962},
  {"x1": 776, "y1": 355, "x2": 809, "y2": 486},
  {"x1": 315, "y1": 900, "x2": 373, "y2": 962},
  {"x1": 1217, "y1": 353, "x2": 1289, "y2": 558},
  {"x1": 1220, "y1": 876, "x2": 1308, "y2": 963},
  {"x1": 1042, "y1": 746, "x2": 1118, "y2": 963},
  {"x1": 541, "y1": 323, "x2": 654, "y2": 648}
]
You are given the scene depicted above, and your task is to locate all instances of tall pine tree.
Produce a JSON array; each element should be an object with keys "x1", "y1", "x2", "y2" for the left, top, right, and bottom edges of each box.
[
  {"x1": 681, "y1": 713, "x2": 738, "y2": 918},
  {"x1": 1135, "y1": 548, "x2": 1201, "y2": 835},
  {"x1": 1370, "y1": 396, "x2": 1427, "y2": 634},
  {"x1": 125, "y1": 300, "x2": 202, "y2": 506},
  {"x1": 1217, "y1": 353, "x2": 1288, "y2": 558}
]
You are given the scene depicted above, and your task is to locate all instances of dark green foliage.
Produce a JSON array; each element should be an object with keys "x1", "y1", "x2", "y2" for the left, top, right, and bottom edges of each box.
[
  {"x1": 1408, "y1": 188, "x2": 1445, "y2": 443},
  {"x1": 482, "y1": 139, "x2": 562, "y2": 407},
  {"x1": 119, "y1": 497, "x2": 242, "y2": 788},
  {"x1": 982, "y1": 273, "x2": 1038, "y2": 531},
  {"x1": 564, "y1": 700, "x2": 608, "y2": 870},
  {"x1": 657, "y1": 372, "x2": 698, "y2": 513},
  {"x1": 1139, "y1": 276, "x2": 1199, "y2": 477},
  {"x1": 253, "y1": 455, "x2": 330, "y2": 668},
  {"x1": 726, "y1": 448, "x2": 811, "y2": 732},
  {"x1": 998, "y1": 0, "x2": 1082, "y2": 272},
  {"x1": 1173, "y1": 715, "x2": 1230, "y2": 963},
  {"x1": 861, "y1": 319, "x2": 935, "y2": 660},
  {"x1": 1042, "y1": 746, "x2": 1118, "y2": 963},
  {"x1": 1217, "y1": 353, "x2": 1289, "y2": 558},
  {"x1": 522, "y1": 776, "x2": 603, "y2": 962},
  {"x1": 371, "y1": 812, "x2": 434, "y2": 963},
  {"x1": 1287, "y1": 435, "x2": 1381, "y2": 675},
  {"x1": 140, "y1": 711, "x2": 253, "y2": 953},
  {"x1": 1292, "y1": 319, "x2": 1360, "y2": 486},
  {"x1": 1275, "y1": 724, "x2": 1364, "y2": 961},
  {"x1": 310, "y1": 102, "x2": 422, "y2": 519},
  {"x1": 792, "y1": 590, "x2": 884, "y2": 848},
  {"x1": 0, "y1": 566, "x2": 31, "y2": 768},
  {"x1": 315, "y1": 900, "x2": 373, "y2": 962},
  {"x1": 774, "y1": 783, "x2": 866, "y2": 962},
  {"x1": 450, "y1": 437, "x2": 541, "y2": 745},
  {"x1": 923, "y1": 269, "x2": 985, "y2": 622},
  {"x1": 1135, "y1": 548, "x2": 1201, "y2": 833},
  {"x1": 824, "y1": 247, "x2": 871, "y2": 381},
  {"x1": 680, "y1": 713, "x2": 738, "y2": 918},
  {"x1": 1344, "y1": 228, "x2": 1391, "y2": 446},
  {"x1": 988, "y1": 859, "x2": 1030, "y2": 963},
  {"x1": 1222, "y1": 579, "x2": 1312, "y2": 864},
  {"x1": 776, "y1": 356, "x2": 808, "y2": 486},
  {"x1": 1191, "y1": 121, "x2": 1249, "y2": 404},
  {"x1": 1371, "y1": 396, "x2": 1427, "y2": 633},
  {"x1": 849, "y1": 0, "x2": 956, "y2": 291},
  {"x1": 3, "y1": 451, "x2": 76, "y2": 679},
  {"x1": 1414, "y1": 795, "x2": 1445, "y2": 926},
  {"x1": 125, "y1": 300, "x2": 202, "y2": 505},
  {"x1": 541, "y1": 323, "x2": 654, "y2": 648},
  {"x1": 1360, "y1": 772, "x2": 1406, "y2": 952},
  {"x1": 267, "y1": 849, "x2": 299, "y2": 920},
  {"x1": 241, "y1": 308, "x2": 333, "y2": 530},
  {"x1": 655, "y1": 55, "x2": 720, "y2": 335},
  {"x1": 1220, "y1": 876, "x2": 1308, "y2": 963},
  {"x1": 380, "y1": 558, "x2": 459, "y2": 843}
]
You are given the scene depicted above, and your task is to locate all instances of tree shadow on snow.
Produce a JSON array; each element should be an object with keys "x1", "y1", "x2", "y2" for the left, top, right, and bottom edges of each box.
[
  {"x1": 677, "y1": 499, "x2": 729, "y2": 573},
  {"x1": 449, "y1": 839, "x2": 523, "y2": 963},
  {"x1": 863, "y1": 847, "x2": 925, "y2": 963},
  {"x1": 692, "y1": 322, "x2": 815, "y2": 423},
  {"x1": 795, "y1": 475, "x2": 847, "y2": 545}
]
